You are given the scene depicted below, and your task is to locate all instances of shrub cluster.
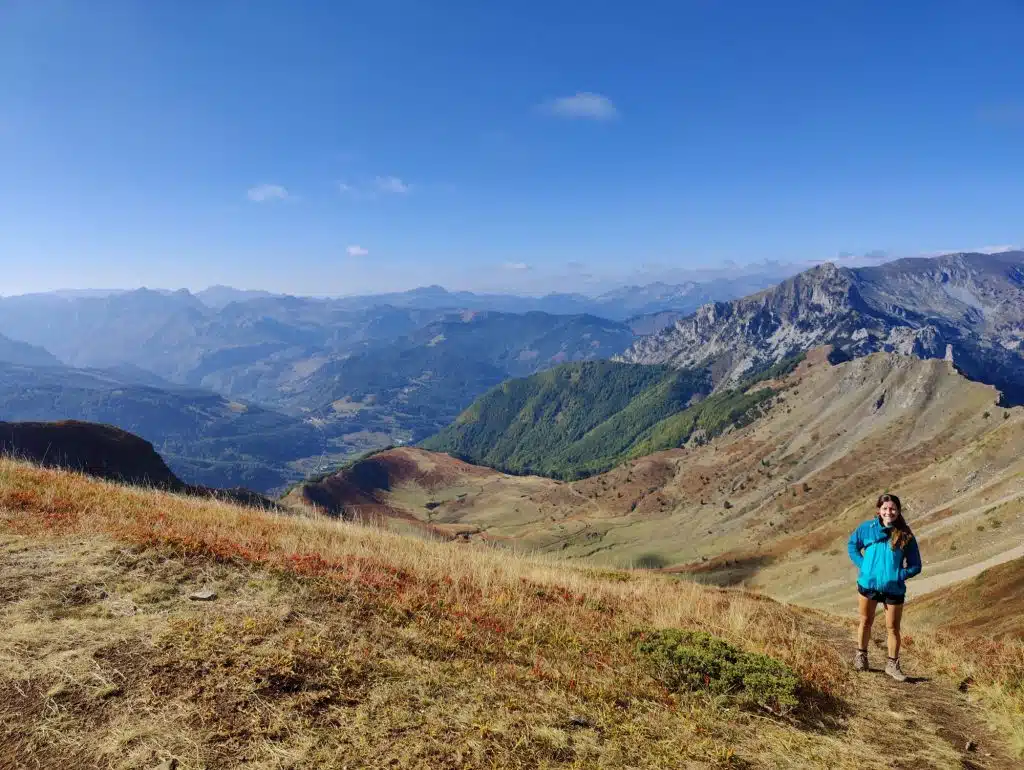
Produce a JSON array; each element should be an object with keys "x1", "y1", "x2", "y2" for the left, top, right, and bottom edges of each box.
[{"x1": 637, "y1": 629, "x2": 800, "y2": 713}]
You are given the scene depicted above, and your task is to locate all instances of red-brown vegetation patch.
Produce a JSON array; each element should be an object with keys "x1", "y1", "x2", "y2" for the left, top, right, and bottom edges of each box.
[
  {"x1": 913, "y1": 557, "x2": 1024, "y2": 640},
  {"x1": 533, "y1": 484, "x2": 585, "y2": 508},
  {"x1": 297, "y1": 449, "x2": 501, "y2": 520},
  {"x1": 380, "y1": 447, "x2": 496, "y2": 488},
  {"x1": 572, "y1": 454, "x2": 687, "y2": 515},
  {"x1": 916, "y1": 505, "x2": 957, "y2": 526}
]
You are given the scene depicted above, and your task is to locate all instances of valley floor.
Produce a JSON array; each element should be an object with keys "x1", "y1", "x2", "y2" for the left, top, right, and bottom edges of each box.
[{"x1": 2, "y1": 461, "x2": 1022, "y2": 769}]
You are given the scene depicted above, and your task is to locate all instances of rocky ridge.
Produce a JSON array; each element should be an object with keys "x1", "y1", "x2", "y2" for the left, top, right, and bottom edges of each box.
[{"x1": 617, "y1": 251, "x2": 1024, "y2": 404}]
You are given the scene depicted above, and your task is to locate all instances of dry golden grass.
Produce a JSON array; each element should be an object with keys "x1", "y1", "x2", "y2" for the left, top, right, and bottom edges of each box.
[
  {"x1": 1, "y1": 459, "x2": 1021, "y2": 769},
  {"x1": 285, "y1": 353, "x2": 1024, "y2": 623}
]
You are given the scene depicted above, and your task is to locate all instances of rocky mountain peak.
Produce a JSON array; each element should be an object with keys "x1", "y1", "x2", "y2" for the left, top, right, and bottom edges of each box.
[{"x1": 616, "y1": 252, "x2": 1024, "y2": 405}]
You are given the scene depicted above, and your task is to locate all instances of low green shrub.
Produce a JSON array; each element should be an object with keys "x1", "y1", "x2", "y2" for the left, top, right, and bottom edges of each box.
[
  {"x1": 634, "y1": 552, "x2": 669, "y2": 569},
  {"x1": 637, "y1": 629, "x2": 800, "y2": 713}
]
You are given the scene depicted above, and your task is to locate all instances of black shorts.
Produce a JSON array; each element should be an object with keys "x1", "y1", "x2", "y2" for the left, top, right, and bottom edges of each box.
[{"x1": 857, "y1": 585, "x2": 905, "y2": 605}]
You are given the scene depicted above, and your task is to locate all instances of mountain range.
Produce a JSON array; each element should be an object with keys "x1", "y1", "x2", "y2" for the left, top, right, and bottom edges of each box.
[
  {"x1": 0, "y1": 362, "x2": 326, "y2": 491},
  {"x1": 0, "y1": 288, "x2": 649, "y2": 396},
  {"x1": 181, "y1": 272, "x2": 791, "y2": 321},
  {"x1": 0, "y1": 333, "x2": 62, "y2": 368},
  {"x1": 0, "y1": 299, "x2": 643, "y2": 489},
  {"x1": 0, "y1": 251, "x2": 1022, "y2": 491},
  {"x1": 618, "y1": 251, "x2": 1024, "y2": 405}
]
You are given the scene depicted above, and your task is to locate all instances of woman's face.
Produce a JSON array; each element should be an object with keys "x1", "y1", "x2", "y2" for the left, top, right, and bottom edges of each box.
[{"x1": 878, "y1": 500, "x2": 900, "y2": 526}]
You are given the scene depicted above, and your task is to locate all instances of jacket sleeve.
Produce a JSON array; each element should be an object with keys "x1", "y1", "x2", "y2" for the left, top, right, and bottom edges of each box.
[
  {"x1": 847, "y1": 523, "x2": 865, "y2": 568},
  {"x1": 900, "y1": 536, "x2": 922, "y2": 581}
]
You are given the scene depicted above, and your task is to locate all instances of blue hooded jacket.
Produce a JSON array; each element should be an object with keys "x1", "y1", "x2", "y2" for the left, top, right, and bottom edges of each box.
[{"x1": 847, "y1": 518, "x2": 922, "y2": 597}]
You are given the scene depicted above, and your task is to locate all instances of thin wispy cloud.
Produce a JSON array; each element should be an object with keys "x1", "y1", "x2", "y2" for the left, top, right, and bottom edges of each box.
[
  {"x1": 346, "y1": 245, "x2": 369, "y2": 257},
  {"x1": 502, "y1": 262, "x2": 530, "y2": 271},
  {"x1": 338, "y1": 176, "x2": 412, "y2": 199},
  {"x1": 337, "y1": 181, "x2": 375, "y2": 201},
  {"x1": 542, "y1": 92, "x2": 618, "y2": 121},
  {"x1": 836, "y1": 249, "x2": 889, "y2": 263},
  {"x1": 246, "y1": 183, "x2": 289, "y2": 202},
  {"x1": 375, "y1": 176, "x2": 411, "y2": 194}
]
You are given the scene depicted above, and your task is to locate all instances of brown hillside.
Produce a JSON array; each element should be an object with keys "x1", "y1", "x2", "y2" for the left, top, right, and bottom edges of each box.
[
  {"x1": 284, "y1": 450, "x2": 502, "y2": 537},
  {"x1": 291, "y1": 350, "x2": 1024, "y2": 616},
  {"x1": 2, "y1": 460, "x2": 1022, "y2": 768},
  {"x1": 911, "y1": 556, "x2": 1024, "y2": 640},
  {"x1": 0, "y1": 420, "x2": 278, "y2": 510},
  {"x1": 0, "y1": 420, "x2": 182, "y2": 488}
]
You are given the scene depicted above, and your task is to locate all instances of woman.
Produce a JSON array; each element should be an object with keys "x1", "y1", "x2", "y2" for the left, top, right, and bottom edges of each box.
[{"x1": 847, "y1": 493, "x2": 922, "y2": 681}]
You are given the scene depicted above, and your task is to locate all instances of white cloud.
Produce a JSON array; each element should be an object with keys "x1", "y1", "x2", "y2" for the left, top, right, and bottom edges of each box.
[
  {"x1": 346, "y1": 245, "x2": 369, "y2": 257},
  {"x1": 375, "y1": 176, "x2": 411, "y2": 194},
  {"x1": 502, "y1": 262, "x2": 530, "y2": 271},
  {"x1": 835, "y1": 249, "x2": 889, "y2": 263},
  {"x1": 543, "y1": 92, "x2": 618, "y2": 121},
  {"x1": 246, "y1": 183, "x2": 289, "y2": 202},
  {"x1": 975, "y1": 244, "x2": 1019, "y2": 254}
]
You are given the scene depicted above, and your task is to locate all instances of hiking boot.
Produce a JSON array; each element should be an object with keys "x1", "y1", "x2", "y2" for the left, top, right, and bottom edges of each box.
[
  {"x1": 885, "y1": 658, "x2": 908, "y2": 682},
  {"x1": 854, "y1": 649, "x2": 868, "y2": 672}
]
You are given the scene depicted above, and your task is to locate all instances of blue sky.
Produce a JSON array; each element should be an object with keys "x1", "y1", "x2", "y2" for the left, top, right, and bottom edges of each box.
[{"x1": 1, "y1": 0, "x2": 1022, "y2": 296}]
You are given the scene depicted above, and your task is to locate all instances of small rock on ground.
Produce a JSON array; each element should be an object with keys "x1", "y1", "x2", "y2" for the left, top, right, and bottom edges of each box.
[{"x1": 189, "y1": 589, "x2": 217, "y2": 601}]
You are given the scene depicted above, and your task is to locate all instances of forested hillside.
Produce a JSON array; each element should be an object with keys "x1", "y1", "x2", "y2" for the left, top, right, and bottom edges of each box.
[{"x1": 422, "y1": 357, "x2": 801, "y2": 478}]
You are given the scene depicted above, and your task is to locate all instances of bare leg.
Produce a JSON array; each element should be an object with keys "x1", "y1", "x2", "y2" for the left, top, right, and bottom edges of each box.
[
  {"x1": 857, "y1": 595, "x2": 878, "y2": 652},
  {"x1": 886, "y1": 603, "x2": 903, "y2": 659}
]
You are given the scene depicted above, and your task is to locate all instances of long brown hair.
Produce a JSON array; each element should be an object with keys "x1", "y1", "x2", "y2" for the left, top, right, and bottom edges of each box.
[{"x1": 877, "y1": 493, "x2": 913, "y2": 550}]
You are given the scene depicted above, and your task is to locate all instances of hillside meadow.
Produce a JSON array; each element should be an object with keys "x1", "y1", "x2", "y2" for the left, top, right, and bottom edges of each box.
[{"x1": 1, "y1": 459, "x2": 1022, "y2": 768}]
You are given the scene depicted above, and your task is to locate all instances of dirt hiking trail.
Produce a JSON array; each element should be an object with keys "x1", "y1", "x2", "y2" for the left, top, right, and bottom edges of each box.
[{"x1": 807, "y1": 610, "x2": 1018, "y2": 770}]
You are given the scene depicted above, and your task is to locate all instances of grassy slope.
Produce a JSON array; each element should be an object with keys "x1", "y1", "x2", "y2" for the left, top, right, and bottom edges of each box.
[{"x1": 2, "y1": 461, "x2": 1021, "y2": 768}]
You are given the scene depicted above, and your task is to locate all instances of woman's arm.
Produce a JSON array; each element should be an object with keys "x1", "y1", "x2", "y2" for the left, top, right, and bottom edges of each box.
[
  {"x1": 847, "y1": 524, "x2": 865, "y2": 568},
  {"x1": 900, "y1": 537, "x2": 922, "y2": 580}
]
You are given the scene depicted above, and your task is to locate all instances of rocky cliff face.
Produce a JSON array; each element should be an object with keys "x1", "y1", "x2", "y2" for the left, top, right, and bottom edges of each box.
[{"x1": 616, "y1": 252, "x2": 1024, "y2": 404}]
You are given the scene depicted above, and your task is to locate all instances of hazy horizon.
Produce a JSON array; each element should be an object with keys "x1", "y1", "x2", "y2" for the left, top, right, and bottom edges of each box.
[
  {"x1": 6, "y1": 246, "x2": 1021, "y2": 302},
  {"x1": 3, "y1": 255, "x2": 807, "y2": 299}
]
